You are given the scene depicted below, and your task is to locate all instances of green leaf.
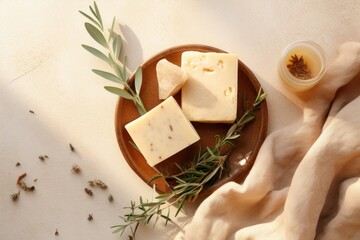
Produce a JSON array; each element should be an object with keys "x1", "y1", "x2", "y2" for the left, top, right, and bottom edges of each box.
[
  {"x1": 107, "y1": 53, "x2": 122, "y2": 79},
  {"x1": 163, "y1": 208, "x2": 171, "y2": 225},
  {"x1": 108, "y1": 17, "x2": 116, "y2": 41},
  {"x1": 122, "y1": 56, "x2": 127, "y2": 81},
  {"x1": 135, "y1": 67, "x2": 143, "y2": 95},
  {"x1": 79, "y1": 11, "x2": 102, "y2": 30},
  {"x1": 148, "y1": 175, "x2": 163, "y2": 184},
  {"x1": 93, "y1": 1, "x2": 103, "y2": 28},
  {"x1": 92, "y1": 69, "x2": 121, "y2": 83},
  {"x1": 85, "y1": 22, "x2": 108, "y2": 48},
  {"x1": 81, "y1": 44, "x2": 109, "y2": 63},
  {"x1": 146, "y1": 214, "x2": 154, "y2": 224},
  {"x1": 104, "y1": 86, "x2": 134, "y2": 100},
  {"x1": 113, "y1": 34, "x2": 122, "y2": 60},
  {"x1": 255, "y1": 92, "x2": 267, "y2": 107},
  {"x1": 131, "y1": 222, "x2": 139, "y2": 238},
  {"x1": 227, "y1": 134, "x2": 241, "y2": 140},
  {"x1": 155, "y1": 193, "x2": 173, "y2": 199},
  {"x1": 226, "y1": 123, "x2": 238, "y2": 137},
  {"x1": 240, "y1": 114, "x2": 255, "y2": 125},
  {"x1": 141, "y1": 202, "x2": 160, "y2": 207},
  {"x1": 175, "y1": 197, "x2": 187, "y2": 216},
  {"x1": 111, "y1": 225, "x2": 126, "y2": 234}
]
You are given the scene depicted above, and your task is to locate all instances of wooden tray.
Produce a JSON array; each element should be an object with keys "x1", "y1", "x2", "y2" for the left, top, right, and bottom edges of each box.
[{"x1": 115, "y1": 44, "x2": 268, "y2": 196}]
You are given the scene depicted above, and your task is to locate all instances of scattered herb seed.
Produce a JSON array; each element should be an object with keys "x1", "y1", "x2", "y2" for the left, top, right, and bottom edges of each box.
[
  {"x1": 34, "y1": 179, "x2": 38, "y2": 182},
  {"x1": 85, "y1": 188, "x2": 93, "y2": 196},
  {"x1": 55, "y1": 229, "x2": 59, "y2": 236},
  {"x1": 88, "y1": 180, "x2": 95, "y2": 187},
  {"x1": 88, "y1": 214, "x2": 93, "y2": 221},
  {"x1": 26, "y1": 186, "x2": 35, "y2": 192},
  {"x1": 29, "y1": 110, "x2": 35, "y2": 114},
  {"x1": 88, "y1": 179, "x2": 107, "y2": 189},
  {"x1": 16, "y1": 162, "x2": 21, "y2": 167},
  {"x1": 10, "y1": 191, "x2": 20, "y2": 201},
  {"x1": 71, "y1": 164, "x2": 81, "y2": 173},
  {"x1": 38, "y1": 155, "x2": 49, "y2": 161},
  {"x1": 69, "y1": 143, "x2": 75, "y2": 152},
  {"x1": 108, "y1": 194, "x2": 114, "y2": 202}
]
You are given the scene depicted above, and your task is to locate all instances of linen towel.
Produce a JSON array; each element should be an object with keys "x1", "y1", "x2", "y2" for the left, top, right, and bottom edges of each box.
[{"x1": 176, "y1": 42, "x2": 360, "y2": 240}]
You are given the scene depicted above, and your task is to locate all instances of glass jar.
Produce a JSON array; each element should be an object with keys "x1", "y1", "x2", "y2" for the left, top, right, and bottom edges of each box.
[{"x1": 279, "y1": 40, "x2": 327, "y2": 91}]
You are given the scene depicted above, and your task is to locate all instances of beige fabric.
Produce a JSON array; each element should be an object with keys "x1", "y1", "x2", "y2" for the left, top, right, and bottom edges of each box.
[{"x1": 177, "y1": 42, "x2": 360, "y2": 240}]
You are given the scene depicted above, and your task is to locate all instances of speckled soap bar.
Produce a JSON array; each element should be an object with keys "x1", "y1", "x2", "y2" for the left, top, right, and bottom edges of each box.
[{"x1": 125, "y1": 96, "x2": 200, "y2": 167}]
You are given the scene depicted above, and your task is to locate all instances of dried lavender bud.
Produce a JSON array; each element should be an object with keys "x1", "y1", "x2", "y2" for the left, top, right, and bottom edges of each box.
[
  {"x1": 71, "y1": 164, "x2": 81, "y2": 173},
  {"x1": 88, "y1": 179, "x2": 107, "y2": 189},
  {"x1": 25, "y1": 186, "x2": 35, "y2": 192},
  {"x1": 10, "y1": 191, "x2": 20, "y2": 201},
  {"x1": 38, "y1": 155, "x2": 48, "y2": 161},
  {"x1": 85, "y1": 188, "x2": 93, "y2": 196},
  {"x1": 69, "y1": 143, "x2": 75, "y2": 152},
  {"x1": 88, "y1": 180, "x2": 95, "y2": 187}
]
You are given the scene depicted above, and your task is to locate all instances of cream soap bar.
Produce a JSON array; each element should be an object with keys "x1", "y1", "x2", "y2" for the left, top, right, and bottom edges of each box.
[
  {"x1": 125, "y1": 96, "x2": 200, "y2": 167},
  {"x1": 156, "y1": 59, "x2": 188, "y2": 100},
  {"x1": 181, "y1": 51, "x2": 238, "y2": 123}
]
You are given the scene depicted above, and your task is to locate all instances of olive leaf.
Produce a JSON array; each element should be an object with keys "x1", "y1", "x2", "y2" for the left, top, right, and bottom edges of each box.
[
  {"x1": 113, "y1": 35, "x2": 122, "y2": 60},
  {"x1": 134, "y1": 67, "x2": 142, "y2": 95},
  {"x1": 79, "y1": 11, "x2": 102, "y2": 30},
  {"x1": 104, "y1": 86, "x2": 134, "y2": 100},
  {"x1": 121, "y1": 56, "x2": 127, "y2": 81},
  {"x1": 82, "y1": 44, "x2": 109, "y2": 63},
  {"x1": 92, "y1": 1, "x2": 103, "y2": 28},
  {"x1": 85, "y1": 22, "x2": 108, "y2": 48},
  {"x1": 92, "y1": 69, "x2": 122, "y2": 83}
]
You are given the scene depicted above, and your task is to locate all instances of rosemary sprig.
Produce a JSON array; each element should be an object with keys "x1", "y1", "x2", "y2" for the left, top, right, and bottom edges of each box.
[
  {"x1": 111, "y1": 89, "x2": 267, "y2": 238},
  {"x1": 80, "y1": 2, "x2": 146, "y2": 115}
]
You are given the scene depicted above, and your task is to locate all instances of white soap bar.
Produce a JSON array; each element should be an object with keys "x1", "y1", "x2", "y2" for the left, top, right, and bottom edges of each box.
[
  {"x1": 181, "y1": 51, "x2": 238, "y2": 123},
  {"x1": 156, "y1": 59, "x2": 188, "y2": 100},
  {"x1": 125, "y1": 96, "x2": 200, "y2": 167}
]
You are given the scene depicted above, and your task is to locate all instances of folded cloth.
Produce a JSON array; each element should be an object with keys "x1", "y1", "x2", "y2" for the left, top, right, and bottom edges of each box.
[{"x1": 176, "y1": 42, "x2": 360, "y2": 240}]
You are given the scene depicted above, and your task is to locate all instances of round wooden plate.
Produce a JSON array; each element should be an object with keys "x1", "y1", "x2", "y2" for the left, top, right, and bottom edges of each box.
[{"x1": 115, "y1": 44, "x2": 268, "y2": 196}]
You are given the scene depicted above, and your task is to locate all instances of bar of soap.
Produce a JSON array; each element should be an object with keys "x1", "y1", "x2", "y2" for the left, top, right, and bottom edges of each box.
[
  {"x1": 125, "y1": 96, "x2": 200, "y2": 167},
  {"x1": 156, "y1": 59, "x2": 188, "y2": 100},
  {"x1": 181, "y1": 51, "x2": 238, "y2": 123}
]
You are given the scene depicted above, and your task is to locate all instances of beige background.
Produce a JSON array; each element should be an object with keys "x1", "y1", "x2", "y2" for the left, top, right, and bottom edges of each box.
[{"x1": 1, "y1": 1, "x2": 359, "y2": 239}]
